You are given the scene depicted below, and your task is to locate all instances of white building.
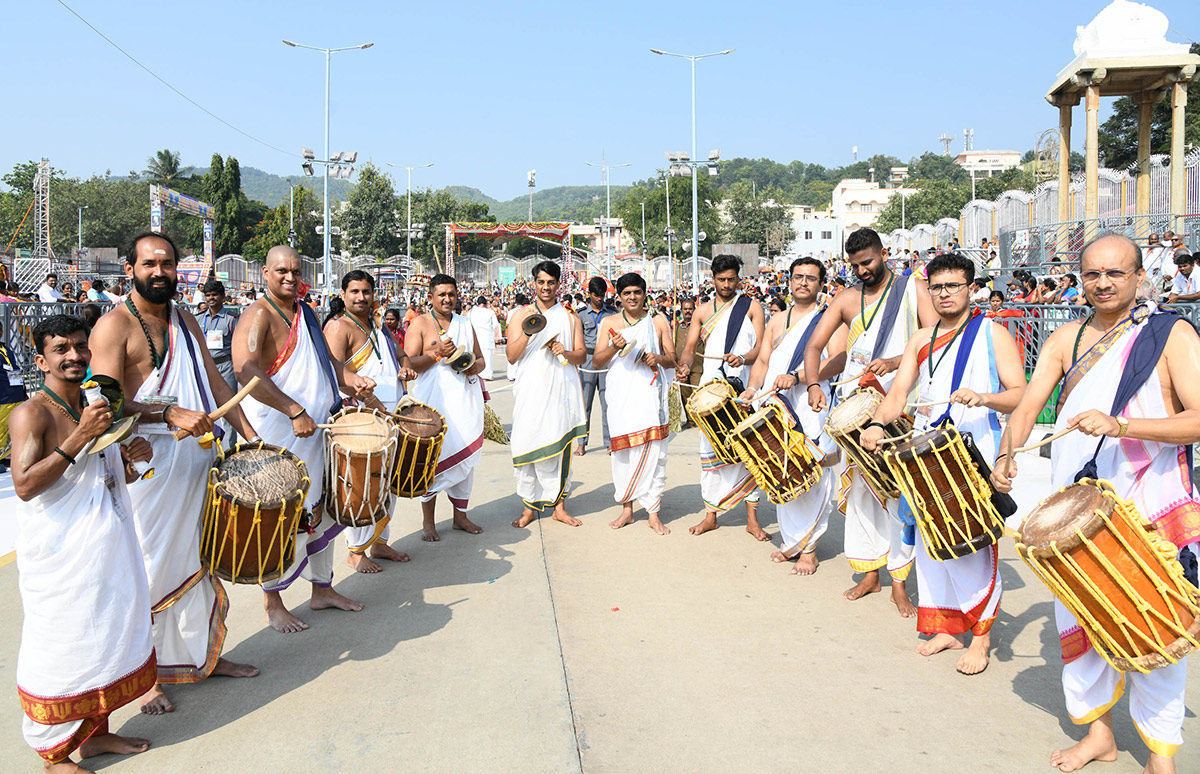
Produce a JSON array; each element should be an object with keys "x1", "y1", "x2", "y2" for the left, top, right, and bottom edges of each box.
[
  {"x1": 830, "y1": 179, "x2": 917, "y2": 233},
  {"x1": 784, "y1": 212, "x2": 841, "y2": 263},
  {"x1": 953, "y1": 150, "x2": 1021, "y2": 178}
]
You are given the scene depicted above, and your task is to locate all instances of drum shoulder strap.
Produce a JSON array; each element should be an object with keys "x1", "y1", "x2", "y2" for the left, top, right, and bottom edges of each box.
[
  {"x1": 932, "y1": 312, "x2": 985, "y2": 428},
  {"x1": 870, "y1": 273, "x2": 910, "y2": 362}
]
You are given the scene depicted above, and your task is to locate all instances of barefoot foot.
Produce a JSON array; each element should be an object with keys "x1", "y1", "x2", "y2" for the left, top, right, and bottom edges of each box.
[
  {"x1": 512, "y1": 508, "x2": 537, "y2": 528},
  {"x1": 647, "y1": 513, "x2": 670, "y2": 535},
  {"x1": 890, "y1": 580, "x2": 917, "y2": 618},
  {"x1": 1050, "y1": 716, "x2": 1118, "y2": 772},
  {"x1": 746, "y1": 523, "x2": 771, "y2": 541},
  {"x1": 347, "y1": 551, "x2": 383, "y2": 573},
  {"x1": 369, "y1": 542, "x2": 410, "y2": 563},
  {"x1": 609, "y1": 505, "x2": 634, "y2": 530},
  {"x1": 422, "y1": 525, "x2": 441, "y2": 542},
  {"x1": 211, "y1": 657, "x2": 259, "y2": 678},
  {"x1": 916, "y1": 632, "x2": 964, "y2": 657},
  {"x1": 138, "y1": 684, "x2": 174, "y2": 715},
  {"x1": 452, "y1": 512, "x2": 483, "y2": 534},
  {"x1": 844, "y1": 571, "x2": 881, "y2": 601},
  {"x1": 574, "y1": 443, "x2": 586, "y2": 456},
  {"x1": 79, "y1": 732, "x2": 151, "y2": 759},
  {"x1": 770, "y1": 550, "x2": 787, "y2": 563},
  {"x1": 551, "y1": 503, "x2": 582, "y2": 527},
  {"x1": 956, "y1": 634, "x2": 990, "y2": 676},
  {"x1": 1143, "y1": 752, "x2": 1176, "y2": 774},
  {"x1": 689, "y1": 512, "x2": 719, "y2": 536},
  {"x1": 310, "y1": 585, "x2": 364, "y2": 612},
  {"x1": 792, "y1": 552, "x2": 819, "y2": 576}
]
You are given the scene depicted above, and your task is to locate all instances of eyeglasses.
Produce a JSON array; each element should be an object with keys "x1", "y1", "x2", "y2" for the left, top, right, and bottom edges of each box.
[
  {"x1": 1080, "y1": 269, "x2": 1136, "y2": 284},
  {"x1": 928, "y1": 281, "x2": 968, "y2": 296},
  {"x1": 791, "y1": 274, "x2": 821, "y2": 284}
]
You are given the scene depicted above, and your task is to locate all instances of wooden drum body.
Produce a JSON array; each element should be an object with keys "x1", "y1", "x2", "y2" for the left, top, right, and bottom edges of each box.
[
  {"x1": 824, "y1": 388, "x2": 911, "y2": 501},
  {"x1": 324, "y1": 407, "x2": 399, "y2": 527},
  {"x1": 201, "y1": 442, "x2": 309, "y2": 585},
  {"x1": 884, "y1": 425, "x2": 1004, "y2": 560},
  {"x1": 686, "y1": 380, "x2": 749, "y2": 465},
  {"x1": 390, "y1": 401, "x2": 447, "y2": 498},
  {"x1": 1017, "y1": 479, "x2": 1200, "y2": 673},
  {"x1": 731, "y1": 402, "x2": 821, "y2": 504}
]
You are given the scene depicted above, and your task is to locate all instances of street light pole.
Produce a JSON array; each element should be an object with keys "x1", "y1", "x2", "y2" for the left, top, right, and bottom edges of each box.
[
  {"x1": 651, "y1": 47, "x2": 733, "y2": 287},
  {"x1": 387, "y1": 163, "x2": 434, "y2": 262},
  {"x1": 585, "y1": 155, "x2": 630, "y2": 278},
  {"x1": 283, "y1": 39, "x2": 373, "y2": 296},
  {"x1": 77, "y1": 205, "x2": 88, "y2": 253}
]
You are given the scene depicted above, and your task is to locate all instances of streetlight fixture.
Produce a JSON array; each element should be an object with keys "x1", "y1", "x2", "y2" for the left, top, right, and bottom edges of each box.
[
  {"x1": 386, "y1": 162, "x2": 434, "y2": 265},
  {"x1": 77, "y1": 205, "x2": 88, "y2": 254},
  {"x1": 651, "y1": 47, "x2": 733, "y2": 287},
  {"x1": 283, "y1": 39, "x2": 374, "y2": 295},
  {"x1": 527, "y1": 170, "x2": 536, "y2": 221},
  {"x1": 585, "y1": 153, "x2": 630, "y2": 278}
]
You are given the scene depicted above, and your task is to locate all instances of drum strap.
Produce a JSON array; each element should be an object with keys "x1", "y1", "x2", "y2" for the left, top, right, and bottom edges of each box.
[
  {"x1": 1073, "y1": 309, "x2": 1185, "y2": 483},
  {"x1": 869, "y1": 272, "x2": 910, "y2": 362},
  {"x1": 177, "y1": 309, "x2": 224, "y2": 442},
  {"x1": 298, "y1": 302, "x2": 346, "y2": 417},
  {"x1": 931, "y1": 312, "x2": 985, "y2": 428},
  {"x1": 785, "y1": 310, "x2": 825, "y2": 375},
  {"x1": 717, "y1": 295, "x2": 753, "y2": 393}
]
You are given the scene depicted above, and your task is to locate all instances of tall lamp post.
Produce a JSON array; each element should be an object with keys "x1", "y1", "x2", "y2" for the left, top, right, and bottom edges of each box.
[
  {"x1": 77, "y1": 205, "x2": 88, "y2": 254},
  {"x1": 651, "y1": 47, "x2": 733, "y2": 288},
  {"x1": 586, "y1": 154, "x2": 630, "y2": 279},
  {"x1": 386, "y1": 162, "x2": 434, "y2": 263},
  {"x1": 283, "y1": 39, "x2": 373, "y2": 296}
]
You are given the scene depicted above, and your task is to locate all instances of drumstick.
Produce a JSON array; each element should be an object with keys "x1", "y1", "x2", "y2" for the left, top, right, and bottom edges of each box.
[
  {"x1": 735, "y1": 387, "x2": 781, "y2": 405},
  {"x1": 1003, "y1": 425, "x2": 1016, "y2": 479},
  {"x1": 907, "y1": 398, "x2": 952, "y2": 408},
  {"x1": 317, "y1": 417, "x2": 442, "y2": 430},
  {"x1": 1012, "y1": 425, "x2": 1078, "y2": 454},
  {"x1": 172, "y1": 376, "x2": 261, "y2": 441},
  {"x1": 876, "y1": 430, "x2": 915, "y2": 445},
  {"x1": 829, "y1": 373, "x2": 861, "y2": 387}
]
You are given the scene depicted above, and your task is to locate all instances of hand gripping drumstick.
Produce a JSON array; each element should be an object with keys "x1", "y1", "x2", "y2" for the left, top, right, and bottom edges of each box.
[
  {"x1": 172, "y1": 376, "x2": 261, "y2": 441},
  {"x1": 544, "y1": 334, "x2": 569, "y2": 367}
]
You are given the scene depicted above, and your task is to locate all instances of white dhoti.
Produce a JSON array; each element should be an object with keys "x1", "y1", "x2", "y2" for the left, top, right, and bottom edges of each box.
[
  {"x1": 606, "y1": 313, "x2": 670, "y2": 513},
  {"x1": 776, "y1": 471, "x2": 834, "y2": 558},
  {"x1": 412, "y1": 313, "x2": 484, "y2": 512},
  {"x1": 343, "y1": 323, "x2": 405, "y2": 553},
  {"x1": 128, "y1": 308, "x2": 227, "y2": 682},
  {"x1": 512, "y1": 304, "x2": 586, "y2": 511},
  {"x1": 241, "y1": 304, "x2": 344, "y2": 591},
  {"x1": 17, "y1": 445, "x2": 156, "y2": 764},
  {"x1": 1047, "y1": 307, "x2": 1198, "y2": 758},
  {"x1": 468, "y1": 306, "x2": 498, "y2": 380}
]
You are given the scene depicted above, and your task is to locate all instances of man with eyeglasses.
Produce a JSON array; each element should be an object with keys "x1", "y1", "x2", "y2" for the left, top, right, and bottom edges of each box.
[
  {"x1": 859, "y1": 253, "x2": 1026, "y2": 676},
  {"x1": 740, "y1": 257, "x2": 847, "y2": 575},
  {"x1": 804, "y1": 227, "x2": 935, "y2": 615},
  {"x1": 1167, "y1": 253, "x2": 1198, "y2": 304},
  {"x1": 993, "y1": 233, "x2": 1200, "y2": 773}
]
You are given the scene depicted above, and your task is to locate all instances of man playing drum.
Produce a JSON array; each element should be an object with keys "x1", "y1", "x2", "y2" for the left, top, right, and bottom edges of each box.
[
  {"x1": 994, "y1": 233, "x2": 1200, "y2": 773},
  {"x1": 677, "y1": 254, "x2": 768, "y2": 539},
  {"x1": 507, "y1": 261, "x2": 587, "y2": 528},
  {"x1": 805, "y1": 227, "x2": 934, "y2": 615},
  {"x1": 860, "y1": 252, "x2": 1025, "y2": 674},
  {"x1": 90, "y1": 232, "x2": 260, "y2": 716},
  {"x1": 325, "y1": 269, "x2": 417, "y2": 572},
  {"x1": 740, "y1": 257, "x2": 847, "y2": 574},
  {"x1": 10, "y1": 315, "x2": 157, "y2": 773},
  {"x1": 232, "y1": 246, "x2": 376, "y2": 633},
  {"x1": 404, "y1": 273, "x2": 487, "y2": 541},
  {"x1": 592, "y1": 272, "x2": 677, "y2": 535}
]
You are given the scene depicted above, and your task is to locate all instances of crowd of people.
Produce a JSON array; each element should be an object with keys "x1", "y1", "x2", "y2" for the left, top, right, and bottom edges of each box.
[{"x1": 4, "y1": 223, "x2": 1199, "y2": 773}]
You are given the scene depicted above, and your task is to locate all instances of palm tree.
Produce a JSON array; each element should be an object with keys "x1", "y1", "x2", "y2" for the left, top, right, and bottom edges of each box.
[{"x1": 144, "y1": 149, "x2": 193, "y2": 181}]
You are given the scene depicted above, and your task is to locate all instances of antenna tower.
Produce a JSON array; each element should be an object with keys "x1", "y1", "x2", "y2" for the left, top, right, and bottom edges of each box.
[
  {"x1": 938, "y1": 133, "x2": 953, "y2": 156},
  {"x1": 33, "y1": 158, "x2": 53, "y2": 260},
  {"x1": 963, "y1": 128, "x2": 975, "y2": 152}
]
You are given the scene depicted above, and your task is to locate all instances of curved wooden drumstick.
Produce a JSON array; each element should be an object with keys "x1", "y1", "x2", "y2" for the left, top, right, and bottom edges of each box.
[
  {"x1": 1012, "y1": 425, "x2": 1078, "y2": 454},
  {"x1": 829, "y1": 373, "x2": 861, "y2": 387},
  {"x1": 172, "y1": 376, "x2": 260, "y2": 441},
  {"x1": 906, "y1": 398, "x2": 952, "y2": 409}
]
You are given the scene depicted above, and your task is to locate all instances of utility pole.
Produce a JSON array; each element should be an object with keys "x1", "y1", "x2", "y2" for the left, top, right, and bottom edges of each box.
[{"x1": 527, "y1": 170, "x2": 536, "y2": 221}]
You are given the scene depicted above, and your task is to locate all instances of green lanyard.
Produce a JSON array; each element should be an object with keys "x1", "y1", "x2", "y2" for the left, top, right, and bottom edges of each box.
[
  {"x1": 266, "y1": 295, "x2": 296, "y2": 326},
  {"x1": 346, "y1": 314, "x2": 381, "y2": 362},
  {"x1": 40, "y1": 385, "x2": 81, "y2": 422},
  {"x1": 927, "y1": 314, "x2": 972, "y2": 378},
  {"x1": 859, "y1": 271, "x2": 895, "y2": 334},
  {"x1": 430, "y1": 310, "x2": 449, "y2": 336}
]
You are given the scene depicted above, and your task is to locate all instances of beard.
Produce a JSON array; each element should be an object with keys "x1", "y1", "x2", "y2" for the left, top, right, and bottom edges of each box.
[{"x1": 134, "y1": 274, "x2": 176, "y2": 304}]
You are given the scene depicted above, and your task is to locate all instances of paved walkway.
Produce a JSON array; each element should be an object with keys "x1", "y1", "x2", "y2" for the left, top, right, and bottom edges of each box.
[{"x1": 1, "y1": 357, "x2": 1197, "y2": 772}]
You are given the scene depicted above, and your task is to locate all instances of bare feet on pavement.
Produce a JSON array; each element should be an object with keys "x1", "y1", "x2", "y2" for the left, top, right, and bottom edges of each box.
[
  {"x1": 770, "y1": 550, "x2": 787, "y2": 563},
  {"x1": 956, "y1": 634, "x2": 990, "y2": 675},
  {"x1": 610, "y1": 505, "x2": 634, "y2": 530},
  {"x1": 891, "y1": 580, "x2": 917, "y2": 618},
  {"x1": 916, "y1": 632, "x2": 964, "y2": 657},
  {"x1": 689, "y1": 511, "x2": 719, "y2": 536},
  {"x1": 746, "y1": 507, "x2": 770, "y2": 541},
  {"x1": 211, "y1": 657, "x2": 259, "y2": 678},
  {"x1": 348, "y1": 551, "x2": 383, "y2": 573},
  {"x1": 574, "y1": 443, "x2": 586, "y2": 456},
  {"x1": 310, "y1": 585, "x2": 364, "y2": 613},
  {"x1": 512, "y1": 508, "x2": 537, "y2": 528},
  {"x1": 371, "y1": 542, "x2": 410, "y2": 563},
  {"x1": 1050, "y1": 714, "x2": 1118, "y2": 772},
  {"x1": 647, "y1": 513, "x2": 670, "y2": 535},
  {"x1": 264, "y1": 591, "x2": 308, "y2": 633},
  {"x1": 792, "y1": 552, "x2": 819, "y2": 575},
  {"x1": 844, "y1": 571, "x2": 881, "y2": 601},
  {"x1": 138, "y1": 684, "x2": 174, "y2": 715},
  {"x1": 551, "y1": 502, "x2": 582, "y2": 527},
  {"x1": 452, "y1": 511, "x2": 483, "y2": 534}
]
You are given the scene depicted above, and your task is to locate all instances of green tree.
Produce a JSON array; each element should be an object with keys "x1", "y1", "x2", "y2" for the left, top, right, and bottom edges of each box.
[
  {"x1": 339, "y1": 163, "x2": 400, "y2": 258},
  {"x1": 613, "y1": 172, "x2": 723, "y2": 260},
  {"x1": 875, "y1": 179, "x2": 970, "y2": 233},
  {"x1": 201, "y1": 154, "x2": 250, "y2": 255},
  {"x1": 907, "y1": 152, "x2": 969, "y2": 184},
  {"x1": 144, "y1": 149, "x2": 192, "y2": 181},
  {"x1": 721, "y1": 181, "x2": 796, "y2": 251}
]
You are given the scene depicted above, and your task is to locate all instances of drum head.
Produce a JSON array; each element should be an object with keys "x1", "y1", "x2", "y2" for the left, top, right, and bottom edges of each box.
[
  {"x1": 329, "y1": 410, "x2": 391, "y2": 452},
  {"x1": 217, "y1": 445, "x2": 305, "y2": 505},
  {"x1": 826, "y1": 389, "x2": 880, "y2": 432},
  {"x1": 393, "y1": 403, "x2": 446, "y2": 438},
  {"x1": 1020, "y1": 482, "x2": 1110, "y2": 548},
  {"x1": 689, "y1": 380, "x2": 734, "y2": 414},
  {"x1": 732, "y1": 406, "x2": 774, "y2": 438}
]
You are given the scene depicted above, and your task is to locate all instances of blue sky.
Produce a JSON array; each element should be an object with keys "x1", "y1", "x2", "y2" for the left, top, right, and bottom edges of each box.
[{"x1": 6, "y1": 0, "x2": 1196, "y2": 200}]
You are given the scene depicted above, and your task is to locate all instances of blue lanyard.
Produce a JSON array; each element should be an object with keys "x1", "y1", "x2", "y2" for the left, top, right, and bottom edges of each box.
[{"x1": 202, "y1": 311, "x2": 222, "y2": 334}]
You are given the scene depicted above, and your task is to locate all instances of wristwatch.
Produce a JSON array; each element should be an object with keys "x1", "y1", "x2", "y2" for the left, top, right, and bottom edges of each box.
[{"x1": 1114, "y1": 416, "x2": 1129, "y2": 438}]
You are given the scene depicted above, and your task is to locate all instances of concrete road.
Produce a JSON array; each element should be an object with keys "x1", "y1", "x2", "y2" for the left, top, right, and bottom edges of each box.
[{"x1": 1, "y1": 353, "x2": 1197, "y2": 773}]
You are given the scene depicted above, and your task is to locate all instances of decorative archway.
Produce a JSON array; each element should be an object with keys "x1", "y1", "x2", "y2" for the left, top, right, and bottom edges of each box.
[{"x1": 445, "y1": 222, "x2": 576, "y2": 285}]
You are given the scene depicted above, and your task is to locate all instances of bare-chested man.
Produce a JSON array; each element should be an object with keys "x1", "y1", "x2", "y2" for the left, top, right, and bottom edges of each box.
[
  {"x1": 232, "y1": 246, "x2": 375, "y2": 633},
  {"x1": 804, "y1": 227, "x2": 934, "y2": 616},
  {"x1": 90, "y1": 231, "x2": 259, "y2": 715},
  {"x1": 677, "y1": 254, "x2": 768, "y2": 539},
  {"x1": 325, "y1": 269, "x2": 417, "y2": 573},
  {"x1": 11, "y1": 315, "x2": 156, "y2": 773}
]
